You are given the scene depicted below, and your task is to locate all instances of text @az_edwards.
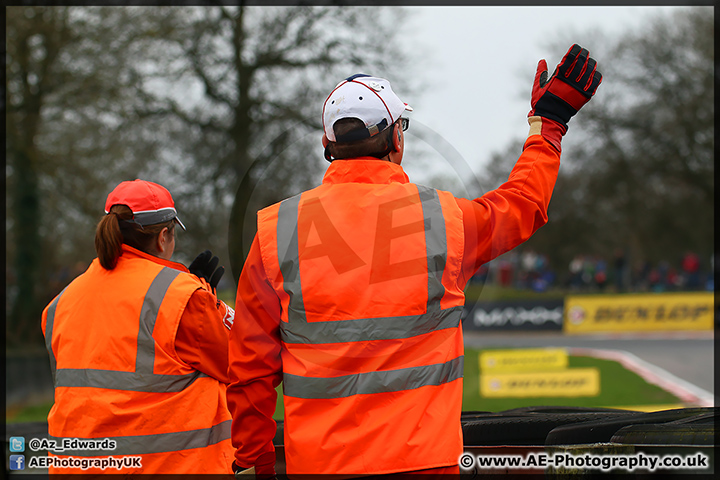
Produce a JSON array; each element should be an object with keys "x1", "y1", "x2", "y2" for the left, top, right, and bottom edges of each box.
[
  {"x1": 29, "y1": 437, "x2": 116, "y2": 453},
  {"x1": 28, "y1": 455, "x2": 142, "y2": 471}
]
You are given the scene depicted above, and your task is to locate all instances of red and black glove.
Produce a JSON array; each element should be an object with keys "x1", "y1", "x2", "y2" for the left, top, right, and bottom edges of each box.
[{"x1": 527, "y1": 44, "x2": 602, "y2": 151}]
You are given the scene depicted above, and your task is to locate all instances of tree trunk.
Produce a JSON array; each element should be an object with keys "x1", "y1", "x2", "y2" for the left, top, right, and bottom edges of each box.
[{"x1": 9, "y1": 130, "x2": 43, "y2": 346}]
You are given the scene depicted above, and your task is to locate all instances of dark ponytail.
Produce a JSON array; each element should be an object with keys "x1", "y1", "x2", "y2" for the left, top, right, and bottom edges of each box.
[
  {"x1": 94, "y1": 204, "x2": 175, "y2": 270},
  {"x1": 95, "y1": 205, "x2": 131, "y2": 270}
]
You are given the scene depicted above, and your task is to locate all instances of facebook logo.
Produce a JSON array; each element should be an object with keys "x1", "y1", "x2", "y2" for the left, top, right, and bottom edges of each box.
[
  {"x1": 9, "y1": 436, "x2": 25, "y2": 452},
  {"x1": 9, "y1": 454, "x2": 25, "y2": 470}
]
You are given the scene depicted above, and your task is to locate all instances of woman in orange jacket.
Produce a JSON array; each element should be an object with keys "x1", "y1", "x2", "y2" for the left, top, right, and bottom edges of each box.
[{"x1": 41, "y1": 179, "x2": 235, "y2": 474}]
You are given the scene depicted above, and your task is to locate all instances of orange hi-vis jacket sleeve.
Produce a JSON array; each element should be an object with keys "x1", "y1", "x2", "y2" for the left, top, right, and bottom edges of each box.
[
  {"x1": 457, "y1": 130, "x2": 560, "y2": 286},
  {"x1": 227, "y1": 130, "x2": 560, "y2": 470},
  {"x1": 176, "y1": 288, "x2": 231, "y2": 383},
  {"x1": 228, "y1": 237, "x2": 283, "y2": 469}
]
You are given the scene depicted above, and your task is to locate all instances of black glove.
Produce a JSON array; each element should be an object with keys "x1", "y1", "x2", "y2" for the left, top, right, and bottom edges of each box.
[
  {"x1": 529, "y1": 44, "x2": 602, "y2": 129},
  {"x1": 188, "y1": 250, "x2": 225, "y2": 294}
]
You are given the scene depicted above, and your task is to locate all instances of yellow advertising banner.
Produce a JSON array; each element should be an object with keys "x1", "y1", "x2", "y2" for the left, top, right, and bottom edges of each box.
[
  {"x1": 564, "y1": 292, "x2": 714, "y2": 334},
  {"x1": 481, "y1": 368, "x2": 600, "y2": 397},
  {"x1": 480, "y1": 348, "x2": 568, "y2": 372}
]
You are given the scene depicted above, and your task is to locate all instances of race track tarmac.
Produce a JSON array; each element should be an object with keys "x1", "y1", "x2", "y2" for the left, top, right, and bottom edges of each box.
[{"x1": 463, "y1": 330, "x2": 715, "y2": 399}]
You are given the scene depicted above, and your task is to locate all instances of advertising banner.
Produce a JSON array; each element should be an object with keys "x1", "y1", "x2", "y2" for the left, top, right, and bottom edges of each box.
[
  {"x1": 481, "y1": 368, "x2": 600, "y2": 397},
  {"x1": 564, "y1": 292, "x2": 714, "y2": 334},
  {"x1": 463, "y1": 299, "x2": 564, "y2": 331},
  {"x1": 480, "y1": 348, "x2": 568, "y2": 372}
]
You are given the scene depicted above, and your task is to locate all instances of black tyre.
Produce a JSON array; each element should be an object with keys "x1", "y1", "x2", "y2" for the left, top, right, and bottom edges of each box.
[
  {"x1": 463, "y1": 411, "x2": 638, "y2": 446},
  {"x1": 546, "y1": 407, "x2": 714, "y2": 445},
  {"x1": 610, "y1": 410, "x2": 718, "y2": 446},
  {"x1": 461, "y1": 410, "x2": 493, "y2": 417},
  {"x1": 461, "y1": 410, "x2": 498, "y2": 425},
  {"x1": 500, "y1": 406, "x2": 638, "y2": 415}
]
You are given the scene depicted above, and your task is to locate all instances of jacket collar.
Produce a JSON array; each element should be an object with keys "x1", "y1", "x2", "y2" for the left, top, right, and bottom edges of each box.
[
  {"x1": 322, "y1": 158, "x2": 410, "y2": 185},
  {"x1": 120, "y1": 244, "x2": 190, "y2": 273}
]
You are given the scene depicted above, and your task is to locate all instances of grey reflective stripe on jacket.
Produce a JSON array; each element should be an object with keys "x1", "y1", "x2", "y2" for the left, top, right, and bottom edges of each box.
[
  {"x1": 45, "y1": 267, "x2": 206, "y2": 392},
  {"x1": 44, "y1": 266, "x2": 224, "y2": 455},
  {"x1": 275, "y1": 185, "x2": 463, "y2": 399},
  {"x1": 44, "y1": 286, "x2": 67, "y2": 387},
  {"x1": 48, "y1": 420, "x2": 232, "y2": 457},
  {"x1": 283, "y1": 357, "x2": 464, "y2": 400}
]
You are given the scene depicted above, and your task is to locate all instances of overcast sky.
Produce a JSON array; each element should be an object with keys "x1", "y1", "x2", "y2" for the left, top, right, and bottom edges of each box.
[{"x1": 395, "y1": 6, "x2": 695, "y2": 181}]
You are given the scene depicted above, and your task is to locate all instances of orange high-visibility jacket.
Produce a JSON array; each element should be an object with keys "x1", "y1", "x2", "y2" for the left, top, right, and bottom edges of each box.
[
  {"x1": 228, "y1": 132, "x2": 561, "y2": 475},
  {"x1": 41, "y1": 245, "x2": 234, "y2": 474}
]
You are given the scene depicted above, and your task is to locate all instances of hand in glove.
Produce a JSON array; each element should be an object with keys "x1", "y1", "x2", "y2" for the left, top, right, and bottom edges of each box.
[
  {"x1": 233, "y1": 451, "x2": 276, "y2": 479},
  {"x1": 188, "y1": 250, "x2": 225, "y2": 294},
  {"x1": 527, "y1": 44, "x2": 602, "y2": 151}
]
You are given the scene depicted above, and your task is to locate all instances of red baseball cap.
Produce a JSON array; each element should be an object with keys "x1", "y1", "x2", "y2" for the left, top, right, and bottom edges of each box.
[{"x1": 104, "y1": 179, "x2": 186, "y2": 230}]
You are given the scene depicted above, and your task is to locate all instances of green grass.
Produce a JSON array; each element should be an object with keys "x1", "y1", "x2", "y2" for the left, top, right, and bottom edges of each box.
[
  {"x1": 6, "y1": 402, "x2": 54, "y2": 424},
  {"x1": 274, "y1": 385, "x2": 284, "y2": 420},
  {"x1": 217, "y1": 288, "x2": 237, "y2": 306},
  {"x1": 462, "y1": 347, "x2": 682, "y2": 412},
  {"x1": 464, "y1": 283, "x2": 566, "y2": 302}
]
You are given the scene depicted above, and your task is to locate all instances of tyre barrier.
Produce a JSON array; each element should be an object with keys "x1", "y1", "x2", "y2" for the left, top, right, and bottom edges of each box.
[
  {"x1": 463, "y1": 411, "x2": 640, "y2": 446},
  {"x1": 544, "y1": 409, "x2": 717, "y2": 478},
  {"x1": 610, "y1": 410, "x2": 718, "y2": 446},
  {"x1": 461, "y1": 406, "x2": 635, "y2": 423},
  {"x1": 545, "y1": 407, "x2": 716, "y2": 446},
  {"x1": 499, "y1": 406, "x2": 636, "y2": 415},
  {"x1": 460, "y1": 410, "x2": 494, "y2": 423}
]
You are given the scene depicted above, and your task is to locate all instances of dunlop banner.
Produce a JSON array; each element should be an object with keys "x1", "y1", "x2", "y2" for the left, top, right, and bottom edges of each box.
[
  {"x1": 480, "y1": 348, "x2": 568, "y2": 372},
  {"x1": 564, "y1": 292, "x2": 714, "y2": 334},
  {"x1": 481, "y1": 368, "x2": 600, "y2": 397}
]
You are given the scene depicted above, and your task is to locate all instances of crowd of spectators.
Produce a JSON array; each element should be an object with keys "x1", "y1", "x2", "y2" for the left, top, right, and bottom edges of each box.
[
  {"x1": 28, "y1": 250, "x2": 713, "y2": 304},
  {"x1": 470, "y1": 249, "x2": 714, "y2": 294}
]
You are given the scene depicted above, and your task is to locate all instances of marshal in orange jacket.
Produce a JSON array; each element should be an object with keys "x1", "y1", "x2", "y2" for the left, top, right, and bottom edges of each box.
[
  {"x1": 227, "y1": 130, "x2": 560, "y2": 475},
  {"x1": 41, "y1": 245, "x2": 235, "y2": 474}
]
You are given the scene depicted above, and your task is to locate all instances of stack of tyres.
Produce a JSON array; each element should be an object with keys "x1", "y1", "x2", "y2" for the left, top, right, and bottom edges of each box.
[
  {"x1": 460, "y1": 407, "x2": 641, "y2": 476},
  {"x1": 462, "y1": 406, "x2": 641, "y2": 446},
  {"x1": 544, "y1": 407, "x2": 717, "y2": 477}
]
